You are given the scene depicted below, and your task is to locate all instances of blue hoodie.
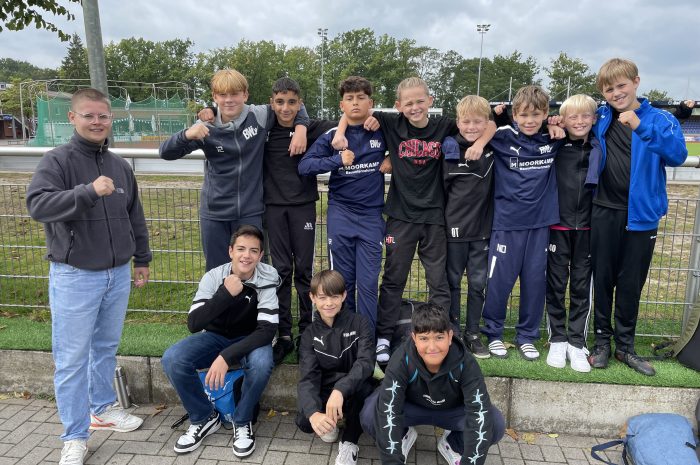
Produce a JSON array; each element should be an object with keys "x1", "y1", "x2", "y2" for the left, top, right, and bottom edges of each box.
[{"x1": 592, "y1": 98, "x2": 687, "y2": 231}]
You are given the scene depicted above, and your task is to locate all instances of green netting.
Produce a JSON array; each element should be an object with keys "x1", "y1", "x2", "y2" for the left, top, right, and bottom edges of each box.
[{"x1": 31, "y1": 94, "x2": 192, "y2": 147}]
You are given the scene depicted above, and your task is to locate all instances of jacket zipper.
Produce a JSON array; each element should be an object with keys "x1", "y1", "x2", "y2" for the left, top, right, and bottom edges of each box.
[
  {"x1": 575, "y1": 143, "x2": 584, "y2": 229},
  {"x1": 96, "y1": 150, "x2": 117, "y2": 268},
  {"x1": 64, "y1": 229, "x2": 74, "y2": 263}
]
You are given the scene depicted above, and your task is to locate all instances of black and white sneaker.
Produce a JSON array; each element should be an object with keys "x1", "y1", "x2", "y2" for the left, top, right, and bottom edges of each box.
[
  {"x1": 174, "y1": 411, "x2": 221, "y2": 454},
  {"x1": 232, "y1": 421, "x2": 256, "y2": 457}
]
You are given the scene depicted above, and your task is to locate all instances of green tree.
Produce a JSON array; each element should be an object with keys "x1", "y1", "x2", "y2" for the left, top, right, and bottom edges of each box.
[
  {"x1": 59, "y1": 33, "x2": 88, "y2": 80},
  {"x1": 482, "y1": 51, "x2": 541, "y2": 102},
  {"x1": 0, "y1": 0, "x2": 79, "y2": 41},
  {"x1": 546, "y1": 52, "x2": 598, "y2": 101},
  {"x1": 643, "y1": 88, "x2": 671, "y2": 103},
  {"x1": 0, "y1": 58, "x2": 56, "y2": 81},
  {"x1": 0, "y1": 78, "x2": 32, "y2": 116}
]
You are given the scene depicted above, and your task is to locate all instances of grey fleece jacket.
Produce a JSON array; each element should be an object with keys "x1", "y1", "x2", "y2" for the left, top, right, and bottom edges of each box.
[{"x1": 26, "y1": 132, "x2": 152, "y2": 271}]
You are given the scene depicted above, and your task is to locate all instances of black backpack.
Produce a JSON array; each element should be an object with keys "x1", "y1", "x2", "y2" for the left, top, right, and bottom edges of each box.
[{"x1": 653, "y1": 301, "x2": 700, "y2": 371}]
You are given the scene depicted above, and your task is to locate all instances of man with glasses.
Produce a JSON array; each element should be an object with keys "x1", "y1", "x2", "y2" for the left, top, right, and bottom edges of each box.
[{"x1": 26, "y1": 88, "x2": 152, "y2": 465}]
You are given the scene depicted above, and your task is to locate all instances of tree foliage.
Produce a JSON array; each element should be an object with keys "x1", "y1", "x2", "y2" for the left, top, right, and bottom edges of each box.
[
  {"x1": 0, "y1": 58, "x2": 56, "y2": 81},
  {"x1": 59, "y1": 33, "x2": 88, "y2": 80},
  {"x1": 0, "y1": 0, "x2": 80, "y2": 41},
  {"x1": 643, "y1": 88, "x2": 671, "y2": 103},
  {"x1": 546, "y1": 52, "x2": 598, "y2": 101}
]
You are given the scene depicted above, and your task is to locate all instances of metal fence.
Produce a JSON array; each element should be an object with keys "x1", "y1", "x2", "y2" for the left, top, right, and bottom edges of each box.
[{"x1": 1, "y1": 180, "x2": 699, "y2": 338}]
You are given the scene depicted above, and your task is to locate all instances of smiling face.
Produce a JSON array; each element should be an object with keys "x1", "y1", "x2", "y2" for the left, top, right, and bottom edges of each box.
[
  {"x1": 213, "y1": 90, "x2": 249, "y2": 123},
  {"x1": 562, "y1": 112, "x2": 595, "y2": 140},
  {"x1": 68, "y1": 98, "x2": 112, "y2": 144},
  {"x1": 270, "y1": 90, "x2": 301, "y2": 127},
  {"x1": 411, "y1": 330, "x2": 453, "y2": 373},
  {"x1": 602, "y1": 76, "x2": 640, "y2": 113},
  {"x1": 228, "y1": 234, "x2": 263, "y2": 281},
  {"x1": 395, "y1": 86, "x2": 434, "y2": 128},
  {"x1": 512, "y1": 105, "x2": 548, "y2": 136},
  {"x1": 340, "y1": 91, "x2": 373, "y2": 125},
  {"x1": 309, "y1": 284, "x2": 346, "y2": 326},
  {"x1": 457, "y1": 113, "x2": 489, "y2": 142}
]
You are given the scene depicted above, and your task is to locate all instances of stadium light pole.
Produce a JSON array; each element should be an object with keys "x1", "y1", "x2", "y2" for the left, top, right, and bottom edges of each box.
[
  {"x1": 318, "y1": 28, "x2": 328, "y2": 119},
  {"x1": 476, "y1": 23, "x2": 490, "y2": 97}
]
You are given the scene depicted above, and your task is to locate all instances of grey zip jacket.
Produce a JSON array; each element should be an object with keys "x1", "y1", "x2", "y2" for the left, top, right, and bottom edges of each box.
[{"x1": 26, "y1": 132, "x2": 152, "y2": 270}]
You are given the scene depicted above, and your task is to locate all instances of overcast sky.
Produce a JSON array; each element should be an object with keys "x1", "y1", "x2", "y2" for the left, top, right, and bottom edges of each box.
[{"x1": 2, "y1": 0, "x2": 699, "y2": 100}]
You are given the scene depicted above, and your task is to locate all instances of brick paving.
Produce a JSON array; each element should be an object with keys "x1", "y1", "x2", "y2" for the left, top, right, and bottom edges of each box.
[{"x1": 0, "y1": 397, "x2": 622, "y2": 465}]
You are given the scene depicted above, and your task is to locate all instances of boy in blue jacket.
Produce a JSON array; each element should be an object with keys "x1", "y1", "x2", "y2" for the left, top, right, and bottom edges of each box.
[
  {"x1": 298, "y1": 76, "x2": 386, "y2": 335},
  {"x1": 588, "y1": 58, "x2": 688, "y2": 376}
]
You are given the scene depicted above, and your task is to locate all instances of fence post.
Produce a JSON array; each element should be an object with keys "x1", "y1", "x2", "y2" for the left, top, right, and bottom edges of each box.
[{"x1": 683, "y1": 188, "x2": 700, "y2": 329}]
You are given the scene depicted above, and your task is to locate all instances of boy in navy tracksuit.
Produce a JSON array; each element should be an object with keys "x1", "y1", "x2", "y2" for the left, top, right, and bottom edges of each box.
[
  {"x1": 160, "y1": 69, "x2": 309, "y2": 271},
  {"x1": 588, "y1": 58, "x2": 687, "y2": 376},
  {"x1": 480, "y1": 85, "x2": 565, "y2": 361},
  {"x1": 442, "y1": 95, "x2": 494, "y2": 358},
  {"x1": 296, "y1": 270, "x2": 375, "y2": 465},
  {"x1": 545, "y1": 94, "x2": 601, "y2": 373},
  {"x1": 298, "y1": 76, "x2": 385, "y2": 335}
]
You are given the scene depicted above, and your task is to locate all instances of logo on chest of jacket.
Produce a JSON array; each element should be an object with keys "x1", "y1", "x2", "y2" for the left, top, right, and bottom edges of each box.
[
  {"x1": 422, "y1": 394, "x2": 445, "y2": 406},
  {"x1": 216, "y1": 146, "x2": 224, "y2": 153},
  {"x1": 509, "y1": 157, "x2": 519, "y2": 169},
  {"x1": 539, "y1": 144, "x2": 553, "y2": 155},
  {"x1": 369, "y1": 139, "x2": 382, "y2": 149},
  {"x1": 242, "y1": 126, "x2": 259, "y2": 140},
  {"x1": 343, "y1": 331, "x2": 356, "y2": 338},
  {"x1": 244, "y1": 295, "x2": 252, "y2": 302},
  {"x1": 509, "y1": 146, "x2": 522, "y2": 156},
  {"x1": 304, "y1": 222, "x2": 314, "y2": 231},
  {"x1": 313, "y1": 336, "x2": 324, "y2": 346}
]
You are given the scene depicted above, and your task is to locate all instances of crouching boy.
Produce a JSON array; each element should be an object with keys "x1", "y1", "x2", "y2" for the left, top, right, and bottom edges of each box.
[
  {"x1": 360, "y1": 304, "x2": 505, "y2": 465},
  {"x1": 296, "y1": 270, "x2": 375, "y2": 465}
]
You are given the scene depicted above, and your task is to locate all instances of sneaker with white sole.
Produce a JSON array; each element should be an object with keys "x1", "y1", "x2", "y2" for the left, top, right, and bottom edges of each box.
[
  {"x1": 488, "y1": 340, "x2": 508, "y2": 358},
  {"x1": 546, "y1": 341, "x2": 567, "y2": 368},
  {"x1": 90, "y1": 402, "x2": 143, "y2": 432},
  {"x1": 232, "y1": 421, "x2": 256, "y2": 457},
  {"x1": 567, "y1": 344, "x2": 591, "y2": 373},
  {"x1": 59, "y1": 439, "x2": 87, "y2": 465},
  {"x1": 335, "y1": 441, "x2": 359, "y2": 465},
  {"x1": 174, "y1": 411, "x2": 221, "y2": 454},
  {"x1": 320, "y1": 426, "x2": 339, "y2": 443},
  {"x1": 401, "y1": 426, "x2": 418, "y2": 462},
  {"x1": 437, "y1": 431, "x2": 462, "y2": 465},
  {"x1": 517, "y1": 343, "x2": 540, "y2": 361}
]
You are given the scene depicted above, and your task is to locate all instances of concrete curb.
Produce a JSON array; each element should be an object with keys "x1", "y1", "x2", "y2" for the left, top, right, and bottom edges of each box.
[{"x1": 2, "y1": 349, "x2": 698, "y2": 436}]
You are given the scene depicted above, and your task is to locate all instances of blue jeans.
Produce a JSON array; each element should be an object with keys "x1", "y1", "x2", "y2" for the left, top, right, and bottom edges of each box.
[
  {"x1": 49, "y1": 262, "x2": 132, "y2": 441},
  {"x1": 162, "y1": 331, "x2": 273, "y2": 425}
]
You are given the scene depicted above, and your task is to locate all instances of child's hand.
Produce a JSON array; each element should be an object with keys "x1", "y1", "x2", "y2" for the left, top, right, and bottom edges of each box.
[
  {"x1": 185, "y1": 123, "x2": 209, "y2": 140},
  {"x1": 341, "y1": 149, "x2": 355, "y2": 166},
  {"x1": 325, "y1": 389, "x2": 344, "y2": 423},
  {"x1": 493, "y1": 104, "x2": 506, "y2": 115},
  {"x1": 198, "y1": 107, "x2": 216, "y2": 123},
  {"x1": 465, "y1": 144, "x2": 483, "y2": 161},
  {"x1": 204, "y1": 355, "x2": 229, "y2": 391},
  {"x1": 289, "y1": 126, "x2": 307, "y2": 155},
  {"x1": 332, "y1": 134, "x2": 348, "y2": 151},
  {"x1": 618, "y1": 111, "x2": 640, "y2": 130},
  {"x1": 364, "y1": 116, "x2": 380, "y2": 131},
  {"x1": 309, "y1": 412, "x2": 336, "y2": 438},
  {"x1": 548, "y1": 115, "x2": 564, "y2": 128},
  {"x1": 683, "y1": 99, "x2": 696, "y2": 109},
  {"x1": 547, "y1": 124, "x2": 566, "y2": 140},
  {"x1": 379, "y1": 157, "x2": 392, "y2": 174}
]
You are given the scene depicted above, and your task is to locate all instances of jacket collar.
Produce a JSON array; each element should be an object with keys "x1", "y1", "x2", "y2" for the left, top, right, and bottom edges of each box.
[{"x1": 71, "y1": 130, "x2": 110, "y2": 155}]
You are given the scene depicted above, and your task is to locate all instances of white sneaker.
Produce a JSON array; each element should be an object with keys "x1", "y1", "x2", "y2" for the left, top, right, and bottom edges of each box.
[
  {"x1": 90, "y1": 402, "x2": 143, "y2": 432},
  {"x1": 401, "y1": 426, "x2": 418, "y2": 462},
  {"x1": 437, "y1": 431, "x2": 462, "y2": 465},
  {"x1": 59, "y1": 439, "x2": 87, "y2": 465},
  {"x1": 567, "y1": 344, "x2": 591, "y2": 373},
  {"x1": 546, "y1": 341, "x2": 568, "y2": 368},
  {"x1": 335, "y1": 441, "x2": 359, "y2": 465},
  {"x1": 174, "y1": 411, "x2": 221, "y2": 454},
  {"x1": 232, "y1": 421, "x2": 256, "y2": 457},
  {"x1": 320, "y1": 426, "x2": 339, "y2": 443}
]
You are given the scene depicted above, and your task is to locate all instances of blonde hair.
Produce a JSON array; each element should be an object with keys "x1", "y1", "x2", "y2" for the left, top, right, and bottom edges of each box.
[
  {"x1": 596, "y1": 58, "x2": 638, "y2": 93},
  {"x1": 211, "y1": 69, "x2": 248, "y2": 94},
  {"x1": 559, "y1": 94, "x2": 598, "y2": 118},
  {"x1": 512, "y1": 85, "x2": 549, "y2": 115},
  {"x1": 396, "y1": 76, "x2": 430, "y2": 101},
  {"x1": 455, "y1": 95, "x2": 491, "y2": 120}
]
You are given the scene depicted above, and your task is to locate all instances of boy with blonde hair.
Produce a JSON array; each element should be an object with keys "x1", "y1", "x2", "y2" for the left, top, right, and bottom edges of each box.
[
  {"x1": 160, "y1": 69, "x2": 309, "y2": 271},
  {"x1": 545, "y1": 94, "x2": 600, "y2": 372},
  {"x1": 332, "y1": 77, "x2": 493, "y2": 363},
  {"x1": 480, "y1": 85, "x2": 565, "y2": 361},
  {"x1": 588, "y1": 58, "x2": 687, "y2": 376},
  {"x1": 443, "y1": 95, "x2": 495, "y2": 358}
]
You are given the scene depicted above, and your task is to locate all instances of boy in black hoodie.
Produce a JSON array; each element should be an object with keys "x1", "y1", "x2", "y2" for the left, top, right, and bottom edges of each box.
[
  {"x1": 296, "y1": 270, "x2": 375, "y2": 465},
  {"x1": 360, "y1": 304, "x2": 504, "y2": 465}
]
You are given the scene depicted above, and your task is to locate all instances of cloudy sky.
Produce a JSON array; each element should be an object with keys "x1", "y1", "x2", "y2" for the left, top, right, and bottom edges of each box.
[{"x1": 2, "y1": 0, "x2": 699, "y2": 100}]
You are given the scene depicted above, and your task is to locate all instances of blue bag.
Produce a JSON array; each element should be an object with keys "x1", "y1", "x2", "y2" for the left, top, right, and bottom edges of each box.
[
  {"x1": 591, "y1": 413, "x2": 699, "y2": 465},
  {"x1": 197, "y1": 368, "x2": 245, "y2": 427}
]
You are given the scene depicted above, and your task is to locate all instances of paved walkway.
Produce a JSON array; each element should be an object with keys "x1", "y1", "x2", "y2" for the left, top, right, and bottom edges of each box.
[{"x1": 0, "y1": 397, "x2": 622, "y2": 465}]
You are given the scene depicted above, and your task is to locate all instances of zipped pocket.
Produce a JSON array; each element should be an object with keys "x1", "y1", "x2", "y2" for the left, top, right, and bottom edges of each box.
[{"x1": 64, "y1": 229, "x2": 75, "y2": 263}]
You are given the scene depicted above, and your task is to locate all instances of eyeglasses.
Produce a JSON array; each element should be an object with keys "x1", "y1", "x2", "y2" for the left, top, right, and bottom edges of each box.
[
  {"x1": 565, "y1": 113, "x2": 594, "y2": 122},
  {"x1": 71, "y1": 111, "x2": 113, "y2": 123}
]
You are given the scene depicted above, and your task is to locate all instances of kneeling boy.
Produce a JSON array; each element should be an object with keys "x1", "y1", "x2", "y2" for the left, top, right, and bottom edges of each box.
[
  {"x1": 360, "y1": 304, "x2": 504, "y2": 465},
  {"x1": 296, "y1": 270, "x2": 375, "y2": 465}
]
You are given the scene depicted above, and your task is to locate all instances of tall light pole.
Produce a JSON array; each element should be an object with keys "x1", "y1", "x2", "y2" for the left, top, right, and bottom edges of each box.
[
  {"x1": 476, "y1": 23, "x2": 490, "y2": 97},
  {"x1": 317, "y1": 28, "x2": 328, "y2": 119}
]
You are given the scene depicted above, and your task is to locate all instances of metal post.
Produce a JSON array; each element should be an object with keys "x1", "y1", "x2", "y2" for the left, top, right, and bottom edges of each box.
[
  {"x1": 476, "y1": 24, "x2": 490, "y2": 97},
  {"x1": 683, "y1": 187, "x2": 700, "y2": 329},
  {"x1": 82, "y1": 0, "x2": 109, "y2": 97},
  {"x1": 317, "y1": 28, "x2": 328, "y2": 119}
]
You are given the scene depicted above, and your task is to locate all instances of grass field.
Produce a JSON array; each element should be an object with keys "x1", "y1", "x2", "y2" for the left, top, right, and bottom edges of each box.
[{"x1": 687, "y1": 142, "x2": 700, "y2": 156}]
